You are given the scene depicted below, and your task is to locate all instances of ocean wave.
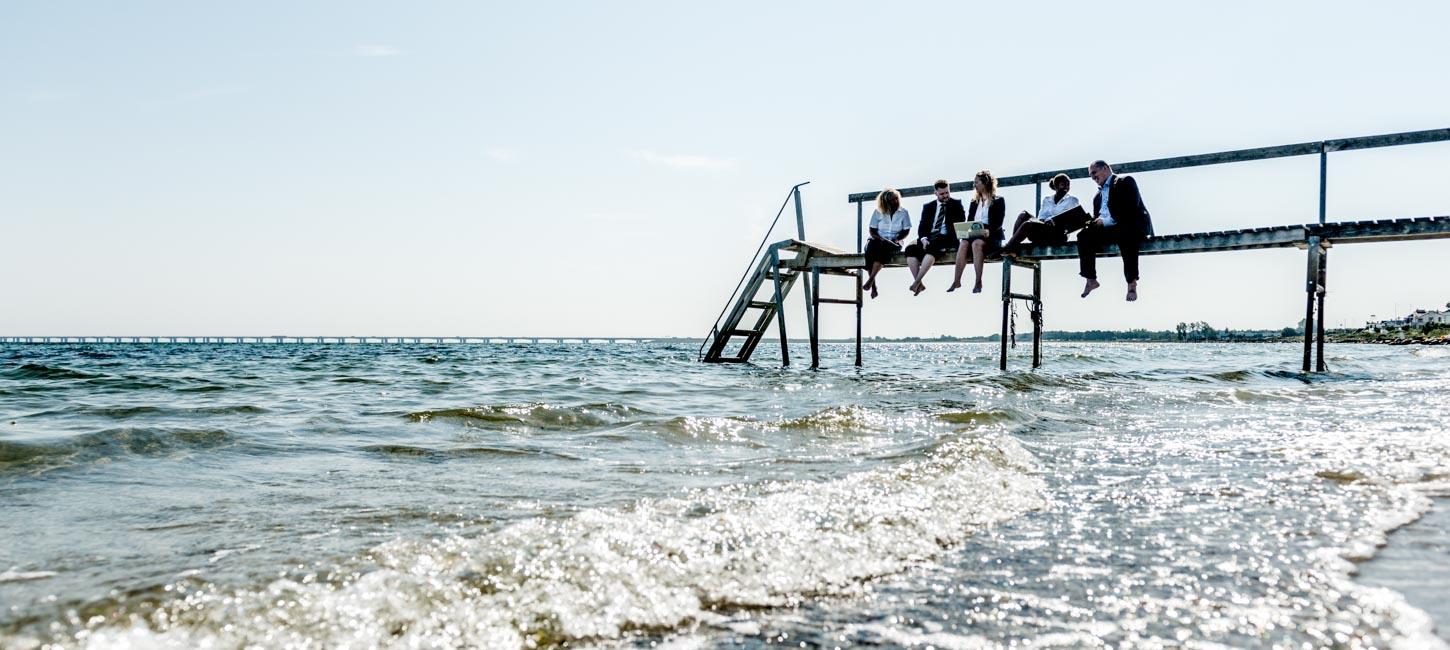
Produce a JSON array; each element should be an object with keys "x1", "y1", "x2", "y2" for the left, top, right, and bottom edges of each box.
[
  {"x1": 406, "y1": 403, "x2": 652, "y2": 430},
  {"x1": 1, "y1": 363, "x2": 100, "y2": 381},
  {"x1": 359, "y1": 444, "x2": 583, "y2": 461},
  {"x1": 56, "y1": 434, "x2": 1046, "y2": 649},
  {"x1": 0, "y1": 427, "x2": 236, "y2": 471}
]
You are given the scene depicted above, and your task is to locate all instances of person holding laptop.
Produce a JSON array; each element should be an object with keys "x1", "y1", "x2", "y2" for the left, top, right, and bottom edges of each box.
[
  {"x1": 904, "y1": 179, "x2": 965, "y2": 296},
  {"x1": 862, "y1": 188, "x2": 912, "y2": 299},
  {"x1": 1002, "y1": 173, "x2": 1088, "y2": 255},
  {"x1": 948, "y1": 170, "x2": 1005, "y2": 293}
]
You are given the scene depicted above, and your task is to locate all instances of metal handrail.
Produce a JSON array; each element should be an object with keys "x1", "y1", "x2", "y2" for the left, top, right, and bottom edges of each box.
[
  {"x1": 845, "y1": 127, "x2": 1450, "y2": 203},
  {"x1": 698, "y1": 181, "x2": 810, "y2": 361}
]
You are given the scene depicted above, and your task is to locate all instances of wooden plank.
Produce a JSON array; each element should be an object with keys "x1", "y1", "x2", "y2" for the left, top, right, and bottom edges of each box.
[
  {"x1": 803, "y1": 216, "x2": 1450, "y2": 269},
  {"x1": 848, "y1": 128, "x2": 1450, "y2": 202}
]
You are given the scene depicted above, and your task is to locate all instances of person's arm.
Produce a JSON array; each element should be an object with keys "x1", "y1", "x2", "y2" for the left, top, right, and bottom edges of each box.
[
  {"x1": 869, "y1": 227, "x2": 883, "y2": 242},
  {"x1": 989, "y1": 197, "x2": 1006, "y2": 238}
]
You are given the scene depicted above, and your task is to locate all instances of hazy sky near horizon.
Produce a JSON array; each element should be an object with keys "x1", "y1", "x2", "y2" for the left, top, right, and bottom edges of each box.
[{"x1": 3, "y1": 1, "x2": 1449, "y2": 338}]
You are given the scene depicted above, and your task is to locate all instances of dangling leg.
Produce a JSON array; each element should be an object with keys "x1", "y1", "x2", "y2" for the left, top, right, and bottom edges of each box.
[
  {"x1": 971, "y1": 238, "x2": 987, "y2": 293},
  {"x1": 864, "y1": 262, "x2": 883, "y2": 298},
  {"x1": 948, "y1": 241, "x2": 969, "y2": 292},
  {"x1": 1004, "y1": 212, "x2": 1033, "y2": 255},
  {"x1": 914, "y1": 254, "x2": 936, "y2": 295},
  {"x1": 1078, "y1": 228, "x2": 1102, "y2": 298}
]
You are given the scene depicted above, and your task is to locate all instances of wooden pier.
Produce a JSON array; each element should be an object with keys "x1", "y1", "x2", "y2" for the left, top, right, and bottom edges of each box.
[{"x1": 700, "y1": 128, "x2": 1450, "y2": 372}]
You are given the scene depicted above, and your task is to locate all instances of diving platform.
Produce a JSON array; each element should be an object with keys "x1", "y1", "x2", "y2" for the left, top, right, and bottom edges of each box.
[{"x1": 699, "y1": 128, "x2": 1450, "y2": 372}]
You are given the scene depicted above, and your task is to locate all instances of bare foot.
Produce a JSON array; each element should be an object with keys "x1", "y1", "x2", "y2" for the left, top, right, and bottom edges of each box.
[
  {"x1": 972, "y1": 280, "x2": 983, "y2": 293},
  {"x1": 946, "y1": 281, "x2": 961, "y2": 292},
  {"x1": 1126, "y1": 283, "x2": 1138, "y2": 302},
  {"x1": 1081, "y1": 279, "x2": 1100, "y2": 298}
]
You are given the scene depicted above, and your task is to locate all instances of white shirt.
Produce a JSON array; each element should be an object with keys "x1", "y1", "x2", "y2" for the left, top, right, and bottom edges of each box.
[
  {"x1": 1038, "y1": 194, "x2": 1080, "y2": 223},
  {"x1": 869, "y1": 208, "x2": 912, "y2": 241},
  {"x1": 1097, "y1": 176, "x2": 1116, "y2": 227}
]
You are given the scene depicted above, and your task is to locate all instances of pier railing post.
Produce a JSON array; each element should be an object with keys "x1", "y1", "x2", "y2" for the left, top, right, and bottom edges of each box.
[
  {"x1": 1000, "y1": 257, "x2": 1013, "y2": 371},
  {"x1": 1319, "y1": 142, "x2": 1328, "y2": 225},
  {"x1": 1302, "y1": 235, "x2": 1322, "y2": 372}
]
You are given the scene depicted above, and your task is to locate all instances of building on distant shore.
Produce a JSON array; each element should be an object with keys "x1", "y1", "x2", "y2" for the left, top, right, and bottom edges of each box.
[{"x1": 1366, "y1": 302, "x2": 1450, "y2": 331}]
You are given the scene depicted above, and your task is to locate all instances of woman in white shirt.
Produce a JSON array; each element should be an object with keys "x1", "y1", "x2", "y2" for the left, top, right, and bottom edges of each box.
[
  {"x1": 1003, "y1": 173, "x2": 1081, "y2": 255},
  {"x1": 863, "y1": 188, "x2": 911, "y2": 299}
]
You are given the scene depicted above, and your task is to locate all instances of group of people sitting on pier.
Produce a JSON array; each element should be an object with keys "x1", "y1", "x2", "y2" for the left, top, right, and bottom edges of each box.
[{"x1": 861, "y1": 160, "x2": 1154, "y2": 302}]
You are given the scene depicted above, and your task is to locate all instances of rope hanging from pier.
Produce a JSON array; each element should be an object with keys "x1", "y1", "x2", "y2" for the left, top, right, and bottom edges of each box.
[{"x1": 1009, "y1": 303, "x2": 1018, "y2": 349}]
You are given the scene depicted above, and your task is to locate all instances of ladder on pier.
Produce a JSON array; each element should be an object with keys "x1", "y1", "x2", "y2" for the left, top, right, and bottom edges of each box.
[{"x1": 700, "y1": 240, "x2": 858, "y2": 365}]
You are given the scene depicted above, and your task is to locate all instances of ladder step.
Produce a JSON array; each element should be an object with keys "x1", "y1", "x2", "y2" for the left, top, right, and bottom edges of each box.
[
  {"x1": 1007, "y1": 292, "x2": 1037, "y2": 301},
  {"x1": 747, "y1": 300, "x2": 776, "y2": 309},
  {"x1": 764, "y1": 270, "x2": 797, "y2": 279},
  {"x1": 816, "y1": 298, "x2": 859, "y2": 305},
  {"x1": 727, "y1": 329, "x2": 760, "y2": 338}
]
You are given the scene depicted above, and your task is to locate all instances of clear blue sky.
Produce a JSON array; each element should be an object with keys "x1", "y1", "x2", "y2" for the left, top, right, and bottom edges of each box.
[{"x1": 3, "y1": 1, "x2": 1448, "y2": 337}]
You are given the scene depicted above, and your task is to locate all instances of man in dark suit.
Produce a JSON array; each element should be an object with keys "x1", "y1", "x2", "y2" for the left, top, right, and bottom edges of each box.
[
  {"x1": 903, "y1": 179, "x2": 966, "y2": 296},
  {"x1": 1079, "y1": 160, "x2": 1154, "y2": 301}
]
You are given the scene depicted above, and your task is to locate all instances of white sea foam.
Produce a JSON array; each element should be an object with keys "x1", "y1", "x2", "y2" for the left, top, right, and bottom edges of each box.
[
  {"x1": 0, "y1": 569, "x2": 57, "y2": 583},
  {"x1": 62, "y1": 434, "x2": 1045, "y2": 649}
]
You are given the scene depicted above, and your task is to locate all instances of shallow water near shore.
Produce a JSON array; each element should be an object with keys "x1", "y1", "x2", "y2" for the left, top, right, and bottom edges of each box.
[{"x1": 1, "y1": 341, "x2": 1448, "y2": 648}]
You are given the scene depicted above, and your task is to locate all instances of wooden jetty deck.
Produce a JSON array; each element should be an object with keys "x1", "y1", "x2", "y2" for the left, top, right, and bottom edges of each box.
[{"x1": 700, "y1": 128, "x2": 1450, "y2": 372}]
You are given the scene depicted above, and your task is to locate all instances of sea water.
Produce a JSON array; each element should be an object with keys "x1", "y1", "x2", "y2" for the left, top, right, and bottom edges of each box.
[{"x1": 1, "y1": 342, "x2": 1447, "y2": 648}]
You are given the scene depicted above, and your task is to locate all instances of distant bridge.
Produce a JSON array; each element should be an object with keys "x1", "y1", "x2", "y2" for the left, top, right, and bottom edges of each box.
[{"x1": 0, "y1": 336, "x2": 662, "y2": 345}]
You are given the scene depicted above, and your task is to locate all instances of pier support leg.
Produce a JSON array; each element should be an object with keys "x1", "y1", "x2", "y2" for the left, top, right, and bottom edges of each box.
[
  {"x1": 1032, "y1": 263, "x2": 1043, "y2": 369},
  {"x1": 855, "y1": 269, "x2": 863, "y2": 367},
  {"x1": 1316, "y1": 245, "x2": 1329, "y2": 372},
  {"x1": 809, "y1": 268, "x2": 821, "y2": 369},
  {"x1": 770, "y1": 249, "x2": 790, "y2": 367},
  {"x1": 1302, "y1": 236, "x2": 1321, "y2": 372},
  {"x1": 1000, "y1": 257, "x2": 1012, "y2": 371}
]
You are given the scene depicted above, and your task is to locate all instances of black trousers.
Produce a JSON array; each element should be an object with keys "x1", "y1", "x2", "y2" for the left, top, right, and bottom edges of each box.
[
  {"x1": 1014, "y1": 220, "x2": 1068, "y2": 246},
  {"x1": 903, "y1": 236, "x2": 956, "y2": 261},
  {"x1": 864, "y1": 238, "x2": 902, "y2": 267},
  {"x1": 1077, "y1": 226, "x2": 1141, "y2": 282}
]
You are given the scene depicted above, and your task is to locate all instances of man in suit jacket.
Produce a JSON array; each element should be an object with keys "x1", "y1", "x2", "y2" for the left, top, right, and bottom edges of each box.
[
  {"x1": 903, "y1": 179, "x2": 966, "y2": 295},
  {"x1": 1078, "y1": 160, "x2": 1154, "y2": 301}
]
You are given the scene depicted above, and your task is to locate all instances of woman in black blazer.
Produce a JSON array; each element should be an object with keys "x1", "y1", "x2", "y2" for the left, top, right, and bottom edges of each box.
[{"x1": 949, "y1": 170, "x2": 1005, "y2": 293}]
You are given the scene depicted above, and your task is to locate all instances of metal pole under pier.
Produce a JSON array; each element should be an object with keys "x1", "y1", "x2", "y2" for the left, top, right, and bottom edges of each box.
[
  {"x1": 1032, "y1": 263, "x2": 1043, "y2": 369},
  {"x1": 770, "y1": 248, "x2": 790, "y2": 367},
  {"x1": 1316, "y1": 244, "x2": 1329, "y2": 372},
  {"x1": 855, "y1": 201, "x2": 863, "y2": 367},
  {"x1": 999, "y1": 257, "x2": 1012, "y2": 371},
  {"x1": 810, "y1": 268, "x2": 821, "y2": 369},
  {"x1": 1302, "y1": 235, "x2": 1322, "y2": 372}
]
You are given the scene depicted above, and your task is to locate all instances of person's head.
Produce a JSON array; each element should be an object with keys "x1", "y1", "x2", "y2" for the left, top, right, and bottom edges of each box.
[
  {"x1": 973, "y1": 170, "x2": 997, "y2": 201},
  {"x1": 876, "y1": 188, "x2": 902, "y2": 215},
  {"x1": 1050, "y1": 173, "x2": 1071, "y2": 194},
  {"x1": 933, "y1": 179, "x2": 951, "y2": 202},
  {"x1": 1088, "y1": 160, "x2": 1112, "y2": 187}
]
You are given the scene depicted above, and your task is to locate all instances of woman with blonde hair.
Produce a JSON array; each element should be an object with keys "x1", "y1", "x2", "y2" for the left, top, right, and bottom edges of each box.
[
  {"x1": 948, "y1": 170, "x2": 1006, "y2": 293},
  {"x1": 862, "y1": 188, "x2": 911, "y2": 299}
]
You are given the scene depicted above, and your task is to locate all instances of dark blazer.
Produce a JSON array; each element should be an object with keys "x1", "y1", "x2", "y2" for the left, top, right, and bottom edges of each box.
[
  {"x1": 916, "y1": 197, "x2": 966, "y2": 241},
  {"x1": 966, "y1": 196, "x2": 1007, "y2": 243},
  {"x1": 1092, "y1": 175, "x2": 1154, "y2": 240}
]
